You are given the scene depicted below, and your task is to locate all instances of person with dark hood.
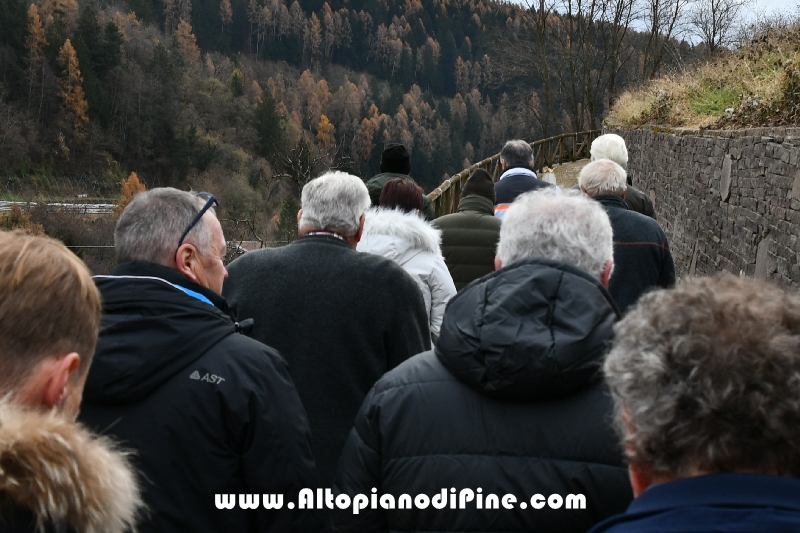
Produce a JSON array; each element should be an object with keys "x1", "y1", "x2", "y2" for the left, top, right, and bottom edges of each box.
[
  {"x1": 79, "y1": 188, "x2": 321, "y2": 533},
  {"x1": 333, "y1": 188, "x2": 633, "y2": 533},
  {"x1": 432, "y1": 168, "x2": 502, "y2": 290},
  {"x1": 366, "y1": 143, "x2": 436, "y2": 221}
]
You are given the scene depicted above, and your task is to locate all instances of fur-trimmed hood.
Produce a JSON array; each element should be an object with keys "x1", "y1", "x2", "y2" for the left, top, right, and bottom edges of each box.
[
  {"x1": 359, "y1": 208, "x2": 443, "y2": 262},
  {"x1": 0, "y1": 403, "x2": 142, "y2": 533}
]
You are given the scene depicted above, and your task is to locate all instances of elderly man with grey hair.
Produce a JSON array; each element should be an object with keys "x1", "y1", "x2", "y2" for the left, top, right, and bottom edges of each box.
[
  {"x1": 591, "y1": 133, "x2": 656, "y2": 218},
  {"x1": 333, "y1": 188, "x2": 632, "y2": 533},
  {"x1": 579, "y1": 159, "x2": 675, "y2": 314},
  {"x1": 493, "y1": 139, "x2": 553, "y2": 218},
  {"x1": 224, "y1": 171, "x2": 430, "y2": 486},
  {"x1": 590, "y1": 274, "x2": 800, "y2": 533},
  {"x1": 79, "y1": 187, "x2": 322, "y2": 533}
]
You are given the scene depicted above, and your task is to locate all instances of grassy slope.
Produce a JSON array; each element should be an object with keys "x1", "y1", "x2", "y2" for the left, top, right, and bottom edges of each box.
[{"x1": 608, "y1": 28, "x2": 800, "y2": 129}]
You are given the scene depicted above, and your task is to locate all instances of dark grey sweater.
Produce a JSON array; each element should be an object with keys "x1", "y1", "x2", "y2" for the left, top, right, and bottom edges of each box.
[{"x1": 223, "y1": 235, "x2": 431, "y2": 485}]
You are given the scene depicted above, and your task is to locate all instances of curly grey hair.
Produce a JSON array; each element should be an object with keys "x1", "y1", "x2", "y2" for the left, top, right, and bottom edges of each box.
[{"x1": 604, "y1": 274, "x2": 800, "y2": 478}]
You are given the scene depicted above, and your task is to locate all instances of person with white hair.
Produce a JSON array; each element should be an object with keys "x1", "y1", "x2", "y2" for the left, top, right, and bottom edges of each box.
[
  {"x1": 590, "y1": 133, "x2": 656, "y2": 218},
  {"x1": 579, "y1": 159, "x2": 675, "y2": 314},
  {"x1": 223, "y1": 171, "x2": 430, "y2": 486},
  {"x1": 333, "y1": 188, "x2": 633, "y2": 533},
  {"x1": 591, "y1": 274, "x2": 800, "y2": 533}
]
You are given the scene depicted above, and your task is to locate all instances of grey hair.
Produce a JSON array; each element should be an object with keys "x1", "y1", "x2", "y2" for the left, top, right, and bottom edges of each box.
[
  {"x1": 578, "y1": 159, "x2": 628, "y2": 197},
  {"x1": 591, "y1": 133, "x2": 628, "y2": 169},
  {"x1": 497, "y1": 188, "x2": 613, "y2": 279},
  {"x1": 299, "y1": 171, "x2": 371, "y2": 237},
  {"x1": 115, "y1": 187, "x2": 214, "y2": 266},
  {"x1": 604, "y1": 274, "x2": 800, "y2": 479},
  {"x1": 500, "y1": 139, "x2": 534, "y2": 167}
]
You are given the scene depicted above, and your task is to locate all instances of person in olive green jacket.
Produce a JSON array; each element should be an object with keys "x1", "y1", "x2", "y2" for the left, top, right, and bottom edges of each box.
[
  {"x1": 432, "y1": 169, "x2": 501, "y2": 290},
  {"x1": 366, "y1": 143, "x2": 436, "y2": 221}
]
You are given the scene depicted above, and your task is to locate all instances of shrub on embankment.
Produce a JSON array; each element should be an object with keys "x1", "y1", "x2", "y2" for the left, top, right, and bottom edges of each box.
[{"x1": 609, "y1": 25, "x2": 800, "y2": 129}]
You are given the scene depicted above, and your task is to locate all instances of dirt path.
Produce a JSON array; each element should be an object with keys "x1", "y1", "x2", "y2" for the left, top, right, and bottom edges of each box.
[{"x1": 549, "y1": 159, "x2": 590, "y2": 189}]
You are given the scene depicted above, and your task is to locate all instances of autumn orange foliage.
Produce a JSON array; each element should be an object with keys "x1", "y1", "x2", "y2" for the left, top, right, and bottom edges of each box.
[
  {"x1": 115, "y1": 172, "x2": 147, "y2": 217},
  {"x1": 57, "y1": 39, "x2": 89, "y2": 131},
  {"x1": 2, "y1": 205, "x2": 44, "y2": 235}
]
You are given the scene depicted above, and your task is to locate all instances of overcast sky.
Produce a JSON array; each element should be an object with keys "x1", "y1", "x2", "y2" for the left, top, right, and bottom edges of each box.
[{"x1": 506, "y1": 0, "x2": 794, "y2": 24}]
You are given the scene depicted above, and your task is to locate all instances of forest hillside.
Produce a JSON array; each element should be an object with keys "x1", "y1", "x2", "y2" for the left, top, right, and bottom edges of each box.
[{"x1": 0, "y1": 0, "x2": 700, "y2": 249}]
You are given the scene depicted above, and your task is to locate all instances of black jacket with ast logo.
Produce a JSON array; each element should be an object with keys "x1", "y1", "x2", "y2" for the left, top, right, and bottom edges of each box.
[
  {"x1": 333, "y1": 258, "x2": 633, "y2": 532},
  {"x1": 79, "y1": 262, "x2": 322, "y2": 533}
]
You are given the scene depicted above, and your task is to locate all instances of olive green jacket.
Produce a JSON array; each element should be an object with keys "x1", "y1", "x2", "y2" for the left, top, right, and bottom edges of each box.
[
  {"x1": 431, "y1": 195, "x2": 501, "y2": 291},
  {"x1": 366, "y1": 172, "x2": 436, "y2": 222}
]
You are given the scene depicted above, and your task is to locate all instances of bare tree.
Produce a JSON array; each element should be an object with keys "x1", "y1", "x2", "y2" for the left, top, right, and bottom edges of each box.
[
  {"x1": 493, "y1": 0, "x2": 638, "y2": 132},
  {"x1": 641, "y1": 0, "x2": 690, "y2": 79},
  {"x1": 689, "y1": 0, "x2": 752, "y2": 56}
]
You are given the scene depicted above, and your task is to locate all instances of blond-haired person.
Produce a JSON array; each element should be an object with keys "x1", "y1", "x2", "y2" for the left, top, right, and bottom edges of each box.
[{"x1": 0, "y1": 231, "x2": 141, "y2": 533}]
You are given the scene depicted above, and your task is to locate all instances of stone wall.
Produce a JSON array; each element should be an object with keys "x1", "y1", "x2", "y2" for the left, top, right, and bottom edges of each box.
[{"x1": 609, "y1": 126, "x2": 800, "y2": 289}]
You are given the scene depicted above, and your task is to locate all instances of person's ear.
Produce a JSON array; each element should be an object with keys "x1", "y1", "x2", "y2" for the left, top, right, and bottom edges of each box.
[
  {"x1": 494, "y1": 254, "x2": 503, "y2": 271},
  {"x1": 353, "y1": 214, "x2": 366, "y2": 245},
  {"x1": 601, "y1": 260, "x2": 613, "y2": 288},
  {"x1": 581, "y1": 187, "x2": 589, "y2": 196},
  {"x1": 175, "y1": 243, "x2": 201, "y2": 283},
  {"x1": 296, "y1": 209, "x2": 305, "y2": 236},
  {"x1": 43, "y1": 353, "x2": 80, "y2": 410},
  {"x1": 621, "y1": 189, "x2": 627, "y2": 200}
]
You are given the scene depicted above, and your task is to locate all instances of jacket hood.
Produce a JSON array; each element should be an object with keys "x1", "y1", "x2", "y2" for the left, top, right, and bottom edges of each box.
[
  {"x1": 457, "y1": 194, "x2": 495, "y2": 214},
  {"x1": 359, "y1": 208, "x2": 442, "y2": 261},
  {"x1": 436, "y1": 258, "x2": 619, "y2": 401},
  {"x1": 85, "y1": 262, "x2": 236, "y2": 404},
  {"x1": 0, "y1": 403, "x2": 142, "y2": 533}
]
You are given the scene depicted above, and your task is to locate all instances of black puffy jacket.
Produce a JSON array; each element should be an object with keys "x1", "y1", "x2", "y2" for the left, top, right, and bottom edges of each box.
[
  {"x1": 79, "y1": 262, "x2": 322, "y2": 533},
  {"x1": 333, "y1": 258, "x2": 633, "y2": 532}
]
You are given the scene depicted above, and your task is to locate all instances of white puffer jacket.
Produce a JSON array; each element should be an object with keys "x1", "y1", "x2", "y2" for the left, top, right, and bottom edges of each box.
[{"x1": 358, "y1": 208, "x2": 457, "y2": 343}]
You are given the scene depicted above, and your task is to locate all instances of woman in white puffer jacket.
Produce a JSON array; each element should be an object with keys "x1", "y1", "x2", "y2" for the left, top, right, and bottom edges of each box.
[{"x1": 358, "y1": 179, "x2": 457, "y2": 344}]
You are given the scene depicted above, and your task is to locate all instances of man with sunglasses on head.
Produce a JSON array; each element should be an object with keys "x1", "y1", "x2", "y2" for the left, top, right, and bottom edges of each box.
[{"x1": 79, "y1": 188, "x2": 322, "y2": 533}]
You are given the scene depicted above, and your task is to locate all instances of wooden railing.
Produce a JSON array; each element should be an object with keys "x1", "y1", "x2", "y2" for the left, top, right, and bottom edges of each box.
[{"x1": 428, "y1": 130, "x2": 601, "y2": 217}]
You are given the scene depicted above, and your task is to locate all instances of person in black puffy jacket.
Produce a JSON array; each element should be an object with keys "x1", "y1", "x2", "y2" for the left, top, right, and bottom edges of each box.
[
  {"x1": 333, "y1": 188, "x2": 633, "y2": 533},
  {"x1": 79, "y1": 188, "x2": 322, "y2": 533}
]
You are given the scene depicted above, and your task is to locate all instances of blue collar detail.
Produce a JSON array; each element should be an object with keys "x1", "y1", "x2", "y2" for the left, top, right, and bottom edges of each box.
[{"x1": 174, "y1": 284, "x2": 214, "y2": 306}]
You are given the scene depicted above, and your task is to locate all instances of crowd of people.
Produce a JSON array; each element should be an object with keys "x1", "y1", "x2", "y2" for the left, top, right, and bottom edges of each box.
[{"x1": 1, "y1": 134, "x2": 799, "y2": 533}]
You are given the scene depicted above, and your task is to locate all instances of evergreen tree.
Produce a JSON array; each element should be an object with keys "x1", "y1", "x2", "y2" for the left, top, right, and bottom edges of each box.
[
  {"x1": 230, "y1": 68, "x2": 245, "y2": 96},
  {"x1": 254, "y1": 91, "x2": 286, "y2": 160},
  {"x1": 0, "y1": 0, "x2": 29, "y2": 56},
  {"x1": 275, "y1": 194, "x2": 299, "y2": 243}
]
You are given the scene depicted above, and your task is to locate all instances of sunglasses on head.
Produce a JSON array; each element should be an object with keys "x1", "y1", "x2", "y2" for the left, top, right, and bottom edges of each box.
[{"x1": 177, "y1": 192, "x2": 218, "y2": 248}]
